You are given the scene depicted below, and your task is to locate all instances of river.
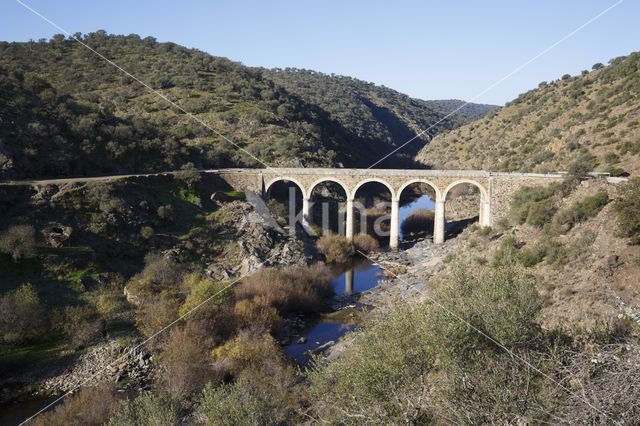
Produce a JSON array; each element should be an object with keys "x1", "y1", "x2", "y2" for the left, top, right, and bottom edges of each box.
[
  {"x1": 282, "y1": 257, "x2": 383, "y2": 364},
  {"x1": 283, "y1": 195, "x2": 434, "y2": 365}
]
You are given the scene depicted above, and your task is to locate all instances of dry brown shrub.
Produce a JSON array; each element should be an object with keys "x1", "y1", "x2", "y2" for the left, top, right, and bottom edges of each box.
[
  {"x1": 212, "y1": 326, "x2": 284, "y2": 376},
  {"x1": 136, "y1": 291, "x2": 181, "y2": 339},
  {"x1": 317, "y1": 234, "x2": 355, "y2": 263},
  {"x1": 156, "y1": 320, "x2": 220, "y2": 401},
  {"x1": 401, "y1": 208, "x2": 435, "y2": 237},
  {"x1": 32, "y1": 382, "x2": 119, "y2": 426},
  {"x1": 234, "y1": 296, "x2": 282, "y2": 330},
  {"x1": 235, "y1": 265, "x2": 333, "y2": 313},
  {"x1": 352, "y1": 233, "x2": 380, "y2": 253}
]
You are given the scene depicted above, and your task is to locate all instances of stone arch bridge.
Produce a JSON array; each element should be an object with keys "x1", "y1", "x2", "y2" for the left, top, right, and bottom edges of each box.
[{"x1": 213, "y1": 168, "x2": 565, "y2": 249}]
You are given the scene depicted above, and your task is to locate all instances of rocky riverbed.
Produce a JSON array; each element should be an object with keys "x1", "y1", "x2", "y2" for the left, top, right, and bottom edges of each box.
[{"x1": 361, "y1": 238, "x2": 459, "y2": 307}]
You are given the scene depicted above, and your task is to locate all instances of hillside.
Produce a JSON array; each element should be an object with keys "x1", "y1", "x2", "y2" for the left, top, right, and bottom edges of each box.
[
  {"x1": 0, "y1": 32, "x2": 494, "y2": 180},
  {"x1": 264, "y1": 68, "x2": 496, "y2": 160},
  {"x1": 416, "y1": 52, "x2": 640, "y2": 176}
]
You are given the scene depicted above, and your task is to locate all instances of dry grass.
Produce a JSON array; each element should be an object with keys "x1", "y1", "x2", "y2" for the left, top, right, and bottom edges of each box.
[{"x1": 235, "y1": 265, "x2": 333, "y2": 313}]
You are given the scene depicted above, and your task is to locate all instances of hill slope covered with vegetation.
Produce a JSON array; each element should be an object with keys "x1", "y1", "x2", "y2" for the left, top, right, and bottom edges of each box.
[
  {"x1": 0, "y1": 31, "x2": 493, "y2": 180},
  {"x1": 264, "y1": 68, "x2": 496, "y2": 161},
  {"x1": 417, "y1": 52, "x2": 640, "y2": 176}
]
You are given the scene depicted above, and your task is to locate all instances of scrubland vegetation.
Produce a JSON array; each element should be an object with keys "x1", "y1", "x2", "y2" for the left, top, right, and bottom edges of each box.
[
  {"x1": 0, "y1": 33, "x2": 491, "y2": 180},
  {"x1": 418, "y1": 52, "x2": 640, "y2": 176}
]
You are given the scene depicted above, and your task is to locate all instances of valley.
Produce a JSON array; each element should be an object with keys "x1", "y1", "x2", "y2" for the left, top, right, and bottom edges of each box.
[{"x1": 1, "y1": 32, "x2": 640, "y2": 425}]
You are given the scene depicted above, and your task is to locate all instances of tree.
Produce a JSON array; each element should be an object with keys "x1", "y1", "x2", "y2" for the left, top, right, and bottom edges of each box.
[
  {"x1": 592, "y1": 63, "x2": 604, "y2": 70},
  {"x1": 175, "y1": 162, "x2": 200, "y2": 189},
  {"x1": 0, "y1": 283, "x2": 47, "y2": 344},
  {"x1": 0, "y1": 224, "x2": 36, "y2": 261}
]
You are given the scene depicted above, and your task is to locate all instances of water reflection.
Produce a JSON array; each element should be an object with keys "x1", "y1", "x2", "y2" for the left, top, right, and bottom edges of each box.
[
  {"x1": 398, "y1": 194, "x2": 435, "y2": 241},
  {"x1": 283, "y1": 258, "x2": 384, "y2": 364},
  {"x1": 327, "y1": 257, "x2": 383, "y2": 294}
]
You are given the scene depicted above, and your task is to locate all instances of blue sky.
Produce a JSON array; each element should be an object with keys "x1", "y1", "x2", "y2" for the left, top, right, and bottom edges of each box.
[{"x1": 2, "y1": 0, "x2": 639, "y2": 105}]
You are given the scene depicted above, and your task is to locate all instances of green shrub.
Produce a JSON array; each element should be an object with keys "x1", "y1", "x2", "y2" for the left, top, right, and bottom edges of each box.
[
  {"x1": 107, "y1": 393, "x2": 180, "y2": 426},
  {"x1": 567, "y1": 152, "x2": 598, "y2": 179},
  {"x1": 179, "y1": 277, "x2": 232, "y2": 316},
  {"x1": 605, "y1": 166, "x2": 627, "y2": 177},
  {"x1": 477, "y1": 225, "x2": 493, "y2": 236},
  {"x1": 614, "y1": 177, "x2": 640, "y2": 243},
  {"x1": 308, "y1": 261, "x2": 545, "y2": 424},
  {"x1": 140, "y1": 226, "x2": 154, "y2": 239},
  {"x1": 525, "y1": 198, "x2": 556, "y2": 227},
  {"x1": 316, "y1": 234, "x2": 355, "y2": 263},
  {"x1": 510, "y1": 185, "x2": 558, "y2": 226},
  {"x1": 491, "y1": 236, "x2": 519, "y2": 267},
  {"x1": 517, "y1": 245, "x2": 546, "y2": 267},
  {"x1": 198, "y1": 381, "x2": 272, "y2": 425},
  {"x1": 552, "y1": 192, "x2": 608, "y2": 233},
  {"x1": 136, "y1": 292, "x2": 181, "y2": 338}
]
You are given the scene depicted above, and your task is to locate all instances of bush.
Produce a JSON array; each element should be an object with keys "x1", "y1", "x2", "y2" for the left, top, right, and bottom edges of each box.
[
  {"x1": 203, "y1": 327, "x2": 300, "y2": 424},
  {"x1": 0, "y1": 283, "x2": 47, "y2": 344},
  {"x1": 33, "y1": 383, "x2": 119, "y2": 426},
  {"x1": 107, "y1": 393, "x2": 180, "y2": 426},
  {"x1": 156, "y1": 321, "x2": 218, "y2": 401},
  {"x1": 197, "y1": 380, "x2": 275, "y2": 425},
  {"x1": 175, "y1": 162, "x2": 201, "y2": 188},
  {"x1": 352, "y1": 233, "x2": 380, "y2": 253},
  {"x1": 179, "y1": 276, "x2": 232, "y2": 316},
  {"x1": 400, "y1": 208, "x2": 434, "y2": 237},
  {"x1": 51, "y1": 304, "x2": 104, "y2": 349},
  {"x1": 567, "y1": 152, "x2": 598, "y2": 180},
  {"x1": 308, "y1": 261, "x2": 546, "y2": 424},
  {"x1": 235, "y1": 265, "x2": 333, "y2": 313},
  {"x1": 525, "y1": 198, "x2": 556, "y2": 227},
  {"x1": 316, "y1": 234, "x2": 355, "y2": 263},
  {"x1": 552, "y1": 192, "x2": 608, "y2": 233},
  {"x1": 212, "y1": 327, "x2": 282, "y2": 376},
  {"x1": 510, "y1": 185, "x2": 558, "y2": 226},
  {"x1": 605, "y1": 166, "x2": 627, "y2": 177},
  {"x1": 140, "y1": 226, "x2": 154, "y2": 239},
  {"x1": 614, "y1": 177, "x2": 640, "y2": 244},
  {"x1": 136, "y1": 292, "x2": 181, "y2": 338},
  {"x1": 233, "y1": 296, "x2": 282, "y2": 330},
  {"x1": 0, "y1": 224, "x2": 36, "y2": 261}
]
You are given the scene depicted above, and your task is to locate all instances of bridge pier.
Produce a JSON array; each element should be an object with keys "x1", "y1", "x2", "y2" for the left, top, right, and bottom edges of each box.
[
  {"x1": 345, "y1": 198, "x2": 355, "y2": 240},
  {"x1": 302, "y1": 197, "x2": 313, "y2": 234},
  {"x1": 480, "y1": 198, "x2": 491, "y2": 228},
  {"x1": 389, "y1": 199, "x2": 399, "y2": 250},
  {"x1": 434, "y1": 199, "x2": 445, "y2": 245}
]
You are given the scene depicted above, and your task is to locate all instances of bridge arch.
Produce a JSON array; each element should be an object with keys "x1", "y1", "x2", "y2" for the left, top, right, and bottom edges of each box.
[
  {"x1": 443, "y1": 179, "x2": 488, "y2": 201},
  {"x1": 350, "y1": 178, "x2": 396, "y2": 201},
  {"x1": 396, "y1": 179, "x2": 442, "y2": 202},
  {"x1": 264, "y1": 176, "x2": 307, "y2": 199},
  {"x1": 307, "y1": 177, "x2": 350, "y2": 201}
]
